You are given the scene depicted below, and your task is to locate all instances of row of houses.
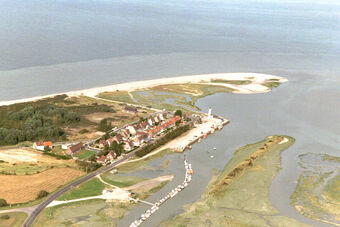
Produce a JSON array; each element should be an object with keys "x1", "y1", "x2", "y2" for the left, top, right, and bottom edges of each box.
[{"x1": 98, "y1": 111, "x2": 181, "y2": 152}]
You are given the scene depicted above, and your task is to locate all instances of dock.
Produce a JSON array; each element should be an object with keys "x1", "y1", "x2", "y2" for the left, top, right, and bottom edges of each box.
[{"x1": 129, "y1": 157, "x2": 193, "y2": 227}]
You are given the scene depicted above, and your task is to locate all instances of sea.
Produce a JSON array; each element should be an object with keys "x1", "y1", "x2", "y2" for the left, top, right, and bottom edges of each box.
[{"x1": 0, "y1": 0, "x2": 339, "y2": 226}]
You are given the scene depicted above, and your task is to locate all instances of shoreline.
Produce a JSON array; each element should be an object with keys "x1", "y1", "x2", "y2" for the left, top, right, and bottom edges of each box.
[{"x1": 0, "y1": 72, "x2": 287, "y2": 107}]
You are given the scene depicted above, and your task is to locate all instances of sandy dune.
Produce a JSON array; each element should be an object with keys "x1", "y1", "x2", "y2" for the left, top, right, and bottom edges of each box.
[{"x1": 0, "y1": 73, "x2": 287, "y2": 106}]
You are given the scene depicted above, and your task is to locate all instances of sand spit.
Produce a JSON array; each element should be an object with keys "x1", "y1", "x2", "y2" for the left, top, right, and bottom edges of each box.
[{"x1": 0, "y1": 73, "x2": 287, "y2": 106}]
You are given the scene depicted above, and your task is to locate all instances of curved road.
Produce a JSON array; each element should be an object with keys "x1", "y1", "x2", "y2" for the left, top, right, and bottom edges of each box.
[{"x1": 22, "y1": 151, "x2": 136, "y2": 227}]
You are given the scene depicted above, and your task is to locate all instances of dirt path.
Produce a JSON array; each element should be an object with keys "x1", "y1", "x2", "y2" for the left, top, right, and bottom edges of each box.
[{"x1": 125, "y1": 175, "x2": 174, "y2": 191}]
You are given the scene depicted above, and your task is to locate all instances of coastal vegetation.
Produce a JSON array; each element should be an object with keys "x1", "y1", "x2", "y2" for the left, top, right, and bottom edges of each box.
[
  {"x1": 0, "y1": 212, "x2": 27, "y2": 227},
  {"x1": 291, "y1": 153, "x2": 340, "y2": 226},
  {"x1": 0, "y1": 95, "x2": 152, "y2": 146},
  {"x1": 161, "y1": 135, "x2": 311, "y2": 227},
  {"x1": 135, "y1": 124, "x2": 191, "y2": 157}
]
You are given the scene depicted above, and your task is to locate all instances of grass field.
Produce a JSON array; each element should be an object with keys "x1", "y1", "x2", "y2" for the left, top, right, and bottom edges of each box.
[
  {"x1": 161, "y1": 135, "x2": 312, "y2": 227},
  {"x1": 57, "y1": 178, "x2": 105, "y2": 201},
  {"x1": 291, "y1": 153, "x2": 340, "y2": 226},
  {"x1": 74, "y1": 150, "x2": 96, "y2": 160},
  {"x1": 101, "y1": 173, "x2": 147, "y2": 187},
  {"x1": 0, "y1": 167, "x2": 84, "y2": 204},
  {"x1": 33, "y1": 176, "x2": 171, "y2": 226},
  {"x1": 0, "y1": 212, "x2": 27, "y2": 227},
  {"x1": 116, "y1": 148, "x2": 173, "y2": 173}
]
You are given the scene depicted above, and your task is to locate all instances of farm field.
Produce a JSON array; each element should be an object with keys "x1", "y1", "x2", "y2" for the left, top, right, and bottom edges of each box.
[
  {"x1": 0, "y1": 167, "x2": 84, "y2": 204},
  {"x1": 0, "y1": 148, "x2": 77, "y2": 175},
  {"x1": 0, "y1": 212, "x2": 27, "y2": 227}
]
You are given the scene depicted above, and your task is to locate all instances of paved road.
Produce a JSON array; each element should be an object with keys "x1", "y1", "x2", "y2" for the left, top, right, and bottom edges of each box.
[{"x1": 22, "y1": 151, "x2": 137, "y2": 227}]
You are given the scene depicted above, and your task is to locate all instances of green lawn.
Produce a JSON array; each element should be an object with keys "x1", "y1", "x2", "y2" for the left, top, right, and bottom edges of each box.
[
  {"x1": 74, "y1": 150, "x2": 96, "y2": 160},
  {"x1": 0, "y1": 212, "x2": 27, "y2": 227},
  {"x1": 57, "y1": 178, "x2": 105, "y2": 201}
]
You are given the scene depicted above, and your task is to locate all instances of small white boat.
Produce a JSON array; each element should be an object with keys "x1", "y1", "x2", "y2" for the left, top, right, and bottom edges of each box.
[
  {"x1": 213, "y1": 147, "x2": 217, "y2": 150},
  {"x1": 210, "y1": 155, "x2": 214, "y2": 158}
]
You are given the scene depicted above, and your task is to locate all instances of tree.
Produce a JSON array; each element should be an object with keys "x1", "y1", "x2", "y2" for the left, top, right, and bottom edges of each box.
[
  {"x1": 44, "y1": 146, "x2": 51, "y2": 152},
  {"x1": 174, "y1": 110, "x2": 182, "y2": 117},
  {"x1": 0, "y1": 198, "x2": 8, "y2": 207},
  {"x1": 97, "y1": 119, "x2": 111, "y2": 132},
  {"x1": 36, "y1": 190, "x2": 48, "y2": 199},
  {"x1": 88, "y1": 154, "x2": 96, "y2": 162}
]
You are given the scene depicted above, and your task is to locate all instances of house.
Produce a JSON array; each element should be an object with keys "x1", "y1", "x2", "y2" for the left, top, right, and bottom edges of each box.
[
  {"x1": 107, "y1": 151, "x2": 116, "y2": 161},
  {"x1": 123, "y1": 105, "x2": 138, "y2": 114},
  {"x1": 158, "y1": 112, "x2": 165, "y2": 121},
  {"x1": 124, "y1": 141, "x2": 134, "y2": 151},
  {"x1": 113, "y1": 134, "x2": 123, "y2": 144},
  {"x1": 96, "y1": 155, "x2": 107, "y2": 164},
  {"x1": 126, "y1": 125, "x2": 136, "y2": 136},
  {"x1": 149, "y1": 125, "x2": 163, "y2": 137},
  {"x1": 106, "y1": 138, "x2": 114, "y2": 146},
  {"x1": 139, "y1": 121, "x2": 149, "y2": 130},
  {"x1": 62, "y1": 143, "x2": 73, "y2": 150},
  {"x1": 99, "y1": 140, "x2": 108, "y2": 148},
  {"x1": 33, "y1": 141, "x2": 53, "y2": 151},
  {"x1": 65, "y1": 142, "x2": 83, "y2": 155},
  {"x1": 148, "y1": 118, "x2": 155, "y2": 126},
  {"x1": 133, "y1": 124, "x2": 142, "y2": 132},
  {"x1": 132, "y1": 137, "x2": 141, "y2": 147}
]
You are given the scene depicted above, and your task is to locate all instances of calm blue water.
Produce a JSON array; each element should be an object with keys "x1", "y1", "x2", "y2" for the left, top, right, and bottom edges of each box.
[{"x1": 0, "y1": 0, "x2": 339, "y2": 101}]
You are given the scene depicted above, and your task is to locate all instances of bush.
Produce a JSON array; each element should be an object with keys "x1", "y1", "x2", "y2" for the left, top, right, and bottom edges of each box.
[
  {"x1": 0, "y1": 214, "x2": 10, "y2": 220},
  {"x1": 36, "y1": 190, "x2": 48, "y2": 199},
  {"x1": 79, "y1": 129, "x2": 89, "y2": 134},
  {"x1": 0, "y1": 198, "x2": 8, "y2": 207}
]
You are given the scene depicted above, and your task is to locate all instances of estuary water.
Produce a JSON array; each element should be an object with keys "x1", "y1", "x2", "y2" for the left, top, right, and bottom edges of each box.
[{"x1": 0, "y1": 0, "x2": 339, "y2": 226}]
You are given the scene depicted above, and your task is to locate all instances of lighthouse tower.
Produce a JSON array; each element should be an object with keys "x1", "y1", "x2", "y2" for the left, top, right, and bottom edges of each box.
[{"x1": 208, "y1": 108, "x2": 212, "y2": 119}]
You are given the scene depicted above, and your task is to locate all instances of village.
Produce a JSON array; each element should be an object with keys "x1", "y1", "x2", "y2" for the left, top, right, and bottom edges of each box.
[{"x1": 32, "y1": 105, "x2": 194, "y2": 166}]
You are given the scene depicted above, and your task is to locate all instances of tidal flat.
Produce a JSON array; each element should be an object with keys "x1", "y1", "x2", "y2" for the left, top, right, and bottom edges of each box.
[
  {"x1": 160, "y1": 135, "x2": 311, "y2": 227},
  {"x1": 291, "y1": 153, "x2": 340, "y2": 226}
]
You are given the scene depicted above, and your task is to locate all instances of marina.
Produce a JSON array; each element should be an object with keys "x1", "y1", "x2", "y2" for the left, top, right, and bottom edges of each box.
[{"x1": 129, "y1": 156, "x2": 193, "y2": 227}]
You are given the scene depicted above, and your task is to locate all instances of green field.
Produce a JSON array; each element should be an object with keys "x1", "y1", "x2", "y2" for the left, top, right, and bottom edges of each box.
[
  {"x1": 74, "y1": 150, "x2": 96, "y2": 160},
  {"x1": 291, "y1": 153, "x2": 340, "y2": 225},
  {"x1": 0, "y1": 212, "x2": 27, "y2": 227},
  {"x1": 116, "y1": 148, "x2": 173, "y2": 173},
  {"x1": 101, "y1": 173, "x2": 147, "y2": 187},
  {"x1": 161, "y1": 135, "x2": 311, "y2": 227},
  {"x1": 57, "y1": 178, "x2": 105, "y2": 201},
  {"x1": 33, "y1": 178, "x2": 170, "y2": 226}
]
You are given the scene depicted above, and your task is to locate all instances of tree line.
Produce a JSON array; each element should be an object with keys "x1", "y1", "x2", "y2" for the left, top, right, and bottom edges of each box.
[
  {"x1": 0, "y1": 105, "x2": 80, "y2": 145},
  {"x1": 136, "y1": 124, "x2": 191, "y2": 157}
]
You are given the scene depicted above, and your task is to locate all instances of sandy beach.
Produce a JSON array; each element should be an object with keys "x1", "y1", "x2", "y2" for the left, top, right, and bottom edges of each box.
[{"x1": 0, "y1": 73, "x2": 287, "y2": 107}]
